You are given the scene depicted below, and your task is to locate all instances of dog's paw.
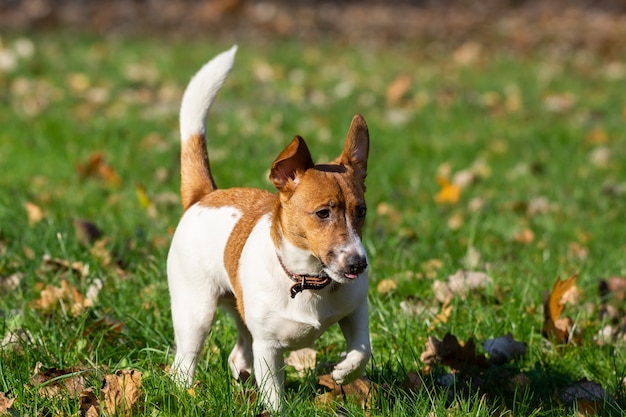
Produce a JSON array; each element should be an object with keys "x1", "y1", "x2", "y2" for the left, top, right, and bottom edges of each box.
[{"x1": 331, "y1": 350, "x2": 368, "y2": 385}]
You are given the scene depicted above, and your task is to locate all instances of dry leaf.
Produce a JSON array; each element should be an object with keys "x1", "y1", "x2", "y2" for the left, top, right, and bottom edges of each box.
[
  {"x1": 0, "y1": 272, "x2": 23, "y2": 291},
  {"x1": 30, "y1": 363, "x2": 90, "y2": 398},
  {"x1": 513, "y1": 228, "x2": 535, "y2": 244},
  {"x1": 420, "y1": 333, "x2": 487, "y2": 372},
  {"x1": 386, "y1": 73, "x2": 412, "y2": 105},
  {"x1": 40, "y1": 254, "x2": 89, "y2": 278},
  {"x1": 79, "y1": 389, "x2": 100, "y2": 417},
  {"x1": 24, "y1": 201, "x2": 44, "y2": 226},
  {"x1": 543, "y1": 274, "x2": 578, "y2": 343},
  {"x1": 558, "y1": 379, "x2": 611, "y2": 415},
  {"x1": 0, "y1": 392, "x2": 15, "y2": 414},
  {"x1": 317, "y1": 374, "x2": 372, "y2": 409},
  {"x1": 102, "y1": 369, "x2": 143, "y2": 416},
  {"x1": 376, "y1": 279, "x2": 397, "y2": 295},
  {"x1": 453, "y1": 41, "x2": 482, "y2": 66},
  {"x1": 429, "y1": 301, "x2": 453, "y2": 331},
  {"x1": 73, "y1": 219, "x2": 103, "y2": 246},
  {"x1": 482, "y1": 333, "x2": 527, "y2": 364},
  {"x1": 1, "y1": 328, "x2": 33, "y2": 352},
  {"x1": 447, "y1": 270, "x2": 493, "y2": 297},
  {"x1": 76, "y1": 152, "x2": 122, "y2": 187},
  {"x1": 434, "y1": 176, "x2": 461, "y2": 205},
  {"x1": 285, "y1": 348, "x2": 317, "y2": 378},
  {"x1": 33, "y1": 278, "x2": 92, "y2": 316}
]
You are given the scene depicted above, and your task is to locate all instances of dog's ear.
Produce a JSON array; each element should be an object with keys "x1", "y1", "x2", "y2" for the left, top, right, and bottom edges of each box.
[
  {"x1": 339, "y1": 114, "x2": 369, "y2": 179},
  {"x1": 270, "y1": 135, "x2": 315, "y2": 191}
]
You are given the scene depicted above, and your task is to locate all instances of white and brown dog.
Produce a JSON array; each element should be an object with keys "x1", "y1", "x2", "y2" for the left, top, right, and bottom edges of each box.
[{"x1": 167, "y1": 46, "x2": 371, "y2": 411}]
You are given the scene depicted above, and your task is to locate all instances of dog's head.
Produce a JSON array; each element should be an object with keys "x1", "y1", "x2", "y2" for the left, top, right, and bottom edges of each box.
[{"x1": 270, "y1": 115, "x2": 369, "y2": 284}]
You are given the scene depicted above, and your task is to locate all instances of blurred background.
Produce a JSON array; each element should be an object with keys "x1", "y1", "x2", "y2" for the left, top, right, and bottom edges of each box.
[{"x1": 2, "y1": 0, "x2": 625, "y2": 55}]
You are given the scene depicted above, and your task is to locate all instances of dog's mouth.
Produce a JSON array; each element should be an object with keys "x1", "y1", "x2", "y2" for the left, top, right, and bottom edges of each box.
[{"x1": 321, "y1": 259, "x2": 368, "y2": 282}]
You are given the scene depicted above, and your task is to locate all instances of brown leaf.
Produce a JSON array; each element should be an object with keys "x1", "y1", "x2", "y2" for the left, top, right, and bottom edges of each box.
[
  {"x1": 385, "y1": 73, "x2": 412, "y2": 105},
  {"x1": 599, "y1": 276, "x2": 626, "y2": 301},
  {"x1": 101, "y1": 369, "x2": 142, "y2": 416},
  {"x1": 76, "y1": 152, "x2": 121, "y2": 188},
  {"x1": 73, "y1": 219, "x2": 103, "y2": 246},
  {"x1": 543, "y1": 274, "x2": 578, "y2": 343},
  {"x1": 420, "y1": 333, "x2": 487, "y2": 372},
  {"x1": 0, "y1": 392, "x2": 15, "y2": 414},
  {"x1": 40, "y1": 254, "x2": 89, "y2": 279},
  {"x1": 24, "y1": 201, "x2": 44, "y2": 226},
  {"x1": 30, "y1": 363, "x2": 90, "y2": 398},
  {"x1": 285, "y1": 348, "x2": 317, "y2": 378},
  {"x1": 317, "y1": 374, "x2": 372, "y2": 409},
  {"x1": 32, "y1": 278, "x2": 92, "y2": 316},
  {"x1": 79, "y1": 389, "x2": 100, "y2": 417}
]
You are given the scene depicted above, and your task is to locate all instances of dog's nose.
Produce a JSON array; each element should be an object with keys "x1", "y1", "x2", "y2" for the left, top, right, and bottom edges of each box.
[{"x1": 347, "y1": 256, "x2": 368, "y2": 276}]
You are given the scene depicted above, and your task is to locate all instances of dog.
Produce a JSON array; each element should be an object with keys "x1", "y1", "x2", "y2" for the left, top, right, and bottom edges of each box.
[{"x1": 167, "y1": 45, "x2": 371, "y2": 411}]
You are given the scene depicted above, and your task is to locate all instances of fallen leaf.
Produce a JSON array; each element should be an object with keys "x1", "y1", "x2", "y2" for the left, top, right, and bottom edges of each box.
[
  {"x1": 420, "y1": 333, "x2": 487, "y2": 372},
  {"x1": 285, "y1": 348, "x2": 317, "y2": 378},
  {"x1": 513, "y1": 228, "x2": 535, "y2": 244},
  {"x1": 543, "y1": 274, "x2": 578, "y2": 343},
  {"x1": 40, "y1": 254, "x2": 89, "y2": 279},
  {"x1": 317, "y1": 374, "x2": 372, "y2": 409},
  {"x1": 376, "y1": 279, "x2": 397, "y2": 295},
  {"x1": 76, "y1": 152, "x2": 121, "y2": 188},
  {"x1": 558, "y1": 379, "x2": 611, "y2": 415},
  {"x1": 73, "y1": 219, "x2": 103, "y2": 246},
  {"x1": 434, "y1": 176, "x2": 461, "y2": 205},
  {"x1": 24, "y1": 201, "x2": 44, "y2": 226},
  {"x1": 0, "y1": 392, "x2": 15, "y2": 414},
  {"x1": 1, "y1": 328, "x2": 33, "y2": 352},
  {"x1": 429, "y1": 300, "x2": 453, "y2": 330},
  {"x1": 30, "y1": 363, "x2": 90, "y2": 398},
  {"x1": 482, "y1": 333, "x2": 527, "y2": 364},
  {"x1": 78, "y1": 389, "x2": 100, "y2": 417},
  {"x1": 599, "y1": 276, "x2": 626, "y2": 301},
  {"x1": 386, "y1": 73, "x2": 412, "y2": 105},
  {"x1": 32, "y1": 278, "x2": 94, "y2": 316},
  {"x1": 101, "y1": 370, "x2": 142, "y2": 417},
  {"x1": 0, "y1": 272, "x2": 23, "y2": 291},
  {"x1": 453, "y1": 41, "x2": 482, "y2": 66}
]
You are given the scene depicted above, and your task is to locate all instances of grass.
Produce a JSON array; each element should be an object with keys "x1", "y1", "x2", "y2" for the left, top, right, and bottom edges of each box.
[{"x1": 1, "y1": 30, "x2": 625, "y2": 416}]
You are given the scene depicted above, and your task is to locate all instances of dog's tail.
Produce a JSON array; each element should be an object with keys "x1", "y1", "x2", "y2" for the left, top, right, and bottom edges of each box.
[{"x1": 179, "y1": 45, "x2": 237, "y2": 210}]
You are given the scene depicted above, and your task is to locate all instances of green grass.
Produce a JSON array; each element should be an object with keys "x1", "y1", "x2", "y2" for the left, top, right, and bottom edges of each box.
[{"x1": 1, "y1": 30, "x2": 625, "y2": 416}]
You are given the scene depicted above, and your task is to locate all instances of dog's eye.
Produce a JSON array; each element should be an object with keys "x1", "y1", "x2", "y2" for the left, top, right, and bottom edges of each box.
[
  {"x1": 315, "y1": 209, "x2": 330, "y2": 219},
  {"x1": 357, "y1": 206, "x2": 367, "y2": 218}
]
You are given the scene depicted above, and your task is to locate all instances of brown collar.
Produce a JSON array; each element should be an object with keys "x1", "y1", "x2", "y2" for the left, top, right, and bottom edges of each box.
[{"x1": 277, "y1": 255, "x2": 332, "y2": 298}]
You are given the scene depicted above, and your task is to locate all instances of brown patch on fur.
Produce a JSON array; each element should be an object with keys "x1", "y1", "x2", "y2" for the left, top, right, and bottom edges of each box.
[
  {"x1": 199, "y1": 188, "x2": 276, "y2": 319},
  {"x1": 181, "y1": 134, "x2": 217, "y2": 211}
]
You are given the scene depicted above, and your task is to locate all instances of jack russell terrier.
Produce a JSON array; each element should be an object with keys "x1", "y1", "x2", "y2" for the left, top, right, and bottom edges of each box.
[{"x1": 167, "y1": 46, "x2": 371, "y2": 411}]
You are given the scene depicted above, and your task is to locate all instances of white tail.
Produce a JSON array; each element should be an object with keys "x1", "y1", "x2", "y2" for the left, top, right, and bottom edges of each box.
[{"x1": 179, "y1": 45, "x2": 238, "y2": 142}]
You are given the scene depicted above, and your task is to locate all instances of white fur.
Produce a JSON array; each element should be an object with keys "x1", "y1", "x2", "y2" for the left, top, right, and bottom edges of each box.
[
  {"x1": 179, "y1": 45, "x2": 237, "y2": 141},
  {"x1": 168, "y1": 47, "x2": 371, "y2": 412}
]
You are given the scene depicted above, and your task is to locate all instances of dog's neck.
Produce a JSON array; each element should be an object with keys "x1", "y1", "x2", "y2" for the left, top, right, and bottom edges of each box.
[{"x1": 276, "y1": 253, "x2": 332, "y2": 298}]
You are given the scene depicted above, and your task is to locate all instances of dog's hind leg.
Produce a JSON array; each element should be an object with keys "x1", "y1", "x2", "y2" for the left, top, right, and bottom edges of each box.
[
  {"x1": 169, "y1": 284, "x2": 219, "y2": 387},
  {"x1": 222, "y1": 299, "x2": 253, "y2": 382}
]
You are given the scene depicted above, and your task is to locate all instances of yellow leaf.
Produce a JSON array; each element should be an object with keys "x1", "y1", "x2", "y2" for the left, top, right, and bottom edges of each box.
[
  {"x1": 434, "y1": 176, "x2": 461, "y2": 205},
  {"x1": 377, "y1": 279, "x2": 397, "y2": 295}
]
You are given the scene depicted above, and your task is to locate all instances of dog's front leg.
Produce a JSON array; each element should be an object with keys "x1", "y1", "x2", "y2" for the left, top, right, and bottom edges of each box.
[
  {"x1": 332, "y1": 300, "x2": 371, "y2": 385},
  {"x1": 253, "y1": 341, "x2": 285, "y2": 412}
]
